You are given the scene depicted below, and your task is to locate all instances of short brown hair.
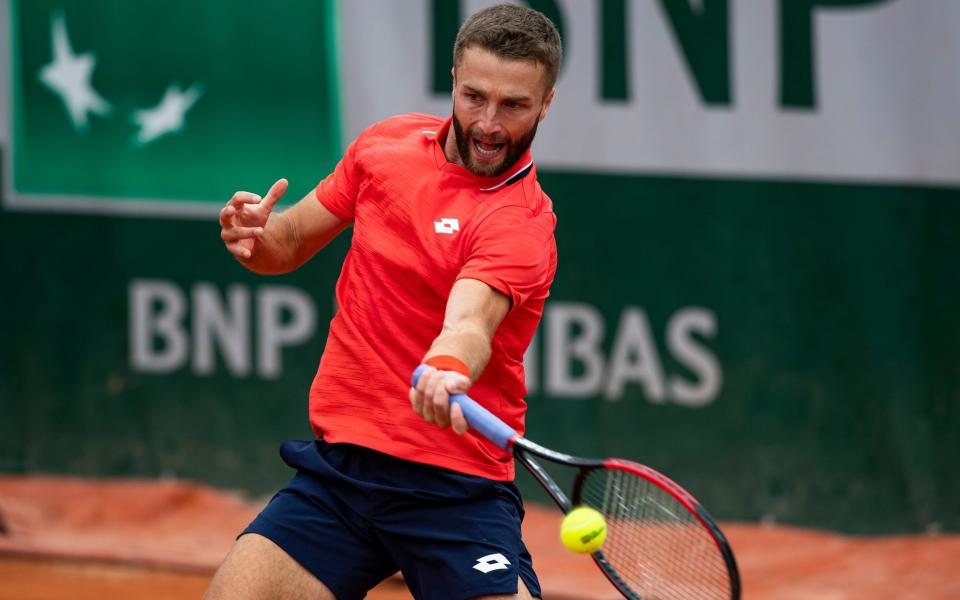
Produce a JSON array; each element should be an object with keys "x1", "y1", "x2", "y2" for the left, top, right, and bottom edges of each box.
[{"x1": 453, "y1": 4, "x2": 563, "y2": 91}]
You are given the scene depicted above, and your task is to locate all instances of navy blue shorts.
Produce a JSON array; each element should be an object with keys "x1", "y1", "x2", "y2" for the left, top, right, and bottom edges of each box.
[{"x1": 242, "y1": 439, "x2": 542, "y2": 600}]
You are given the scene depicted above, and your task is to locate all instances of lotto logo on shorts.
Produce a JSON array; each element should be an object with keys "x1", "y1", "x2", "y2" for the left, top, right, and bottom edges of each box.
[
  {"x1": 472, "y1": 553, "x2": 511, "y2": 574},
  {"x1": 434, "y1": 218, "x2": 460, "y2": 234}
]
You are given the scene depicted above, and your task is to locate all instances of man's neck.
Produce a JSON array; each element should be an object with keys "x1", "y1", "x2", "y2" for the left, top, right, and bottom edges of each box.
[{"x1": 443, "y1": 124, "x2": 465, "y2": 168}]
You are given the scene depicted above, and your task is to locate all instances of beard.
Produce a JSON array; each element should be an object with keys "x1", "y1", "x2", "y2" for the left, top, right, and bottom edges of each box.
[{"x1": 452, "y1": 110, "x2": 539, "y2": 178}]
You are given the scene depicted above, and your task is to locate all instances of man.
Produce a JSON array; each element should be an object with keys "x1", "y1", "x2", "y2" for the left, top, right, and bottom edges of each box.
[{"x1": 205, "y1": 5, "x2": 560, "y2": 599}]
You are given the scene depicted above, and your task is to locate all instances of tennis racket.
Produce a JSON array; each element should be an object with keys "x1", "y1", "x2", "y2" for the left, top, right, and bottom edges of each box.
[{"x1": 412, "y1": 365, "x2": 741, "y2": 600}]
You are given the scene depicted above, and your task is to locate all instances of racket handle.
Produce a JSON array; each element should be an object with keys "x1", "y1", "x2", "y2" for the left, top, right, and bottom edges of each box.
[{"x1": 411, "y1": 365, "x2": 518, "y2": 451}]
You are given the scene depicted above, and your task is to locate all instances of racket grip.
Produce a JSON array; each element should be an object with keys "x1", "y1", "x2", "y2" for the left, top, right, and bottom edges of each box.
[{"x1": 411, "y1": 365, "x2": 518, "y2": 451}]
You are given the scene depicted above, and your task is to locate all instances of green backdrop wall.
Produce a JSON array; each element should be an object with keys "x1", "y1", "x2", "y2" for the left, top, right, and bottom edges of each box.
[{"x1": 2, "y1": 0, "x2": 958, "y2": 535}]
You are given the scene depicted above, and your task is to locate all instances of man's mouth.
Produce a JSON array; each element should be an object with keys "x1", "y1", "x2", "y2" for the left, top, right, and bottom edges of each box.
[{"x1": 472, "y1": 138, "x2": 506, "y2": 160}]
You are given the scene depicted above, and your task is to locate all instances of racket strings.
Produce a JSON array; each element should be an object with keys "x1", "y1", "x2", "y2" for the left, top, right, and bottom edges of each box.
[{"x1": 581, "y1": 468, "x2": 732, "y2": 600}]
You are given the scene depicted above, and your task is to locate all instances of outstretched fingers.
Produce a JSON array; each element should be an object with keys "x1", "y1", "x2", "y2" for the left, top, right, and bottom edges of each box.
[
  {"x1": 220, "y1": 193, "x2": 260, "y2": 228},
  {"x1": 220, "y1": 182, "x2": 285, "y2": 260},
  {"x1": 261, "y1": 178, "x2": 289, "y2": 212}
]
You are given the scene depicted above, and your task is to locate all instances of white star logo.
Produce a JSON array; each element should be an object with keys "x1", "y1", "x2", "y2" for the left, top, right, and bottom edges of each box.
[
  {"x1": 131, "y1": 83, "x2": 204, "y2": 146},
  {"x1": 38, "y1": 10, "x2": 112, "y2": 132}
]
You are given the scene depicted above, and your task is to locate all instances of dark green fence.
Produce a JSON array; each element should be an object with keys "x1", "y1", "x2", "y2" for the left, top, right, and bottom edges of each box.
[
  {"x1": 3, "y1": 168, "x2": 958, "y2": 534},
  {"x1": 2, "y1": 0, "x2": 958, "y2": 535}
]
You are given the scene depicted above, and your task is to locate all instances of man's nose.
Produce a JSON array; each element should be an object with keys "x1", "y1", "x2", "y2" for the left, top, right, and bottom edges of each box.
[{"x1": 475, "y1": 105, "x2": 503, "y2": 138}]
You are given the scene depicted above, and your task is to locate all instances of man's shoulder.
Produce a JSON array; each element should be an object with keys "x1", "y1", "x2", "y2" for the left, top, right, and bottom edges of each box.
[
  {"x1": 488, "y1": 167, "x2": 555, "y2": 219},
  {"x1": 474, "y1": 180, "x2": 556, "y2": 242},
  {"x1": 359, "y1": 113, "x2": 444, "y2": 142}
]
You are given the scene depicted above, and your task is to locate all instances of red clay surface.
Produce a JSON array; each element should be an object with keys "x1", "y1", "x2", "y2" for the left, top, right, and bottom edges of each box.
[{"x1": 1, "y1": 475, "x2": 958, "y2": 599}]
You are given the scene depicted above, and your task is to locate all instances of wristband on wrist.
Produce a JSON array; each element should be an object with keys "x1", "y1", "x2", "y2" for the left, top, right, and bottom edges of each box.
[{"x1": 424, "y1": 355, "x2": 471, "y2": 379}]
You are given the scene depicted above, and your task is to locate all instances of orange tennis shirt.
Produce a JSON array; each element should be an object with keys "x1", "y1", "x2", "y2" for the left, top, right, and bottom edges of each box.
[{"x1": 310, "y1": 113, "x2": 557, "y2": 481}]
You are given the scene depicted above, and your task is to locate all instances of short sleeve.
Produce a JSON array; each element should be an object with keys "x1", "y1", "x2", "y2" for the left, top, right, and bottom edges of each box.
[
  {"x1": 314, "y1": 138, "x2": 360, "y2": 222},
  {"x1": 458, "y1": 206, "x2": 557, "y2": 308}
]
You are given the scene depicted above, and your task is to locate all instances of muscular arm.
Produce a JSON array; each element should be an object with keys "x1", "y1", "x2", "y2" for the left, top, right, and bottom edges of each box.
[
  {"x1": 425, "y1": 278, "x2": 510, "y2": 375},
  {"x1": 221, "y1": 178, "x2": 349, "y2": 275},
  {"x1": 410, "y1": 278, "x2": 511, "y2": 434}
]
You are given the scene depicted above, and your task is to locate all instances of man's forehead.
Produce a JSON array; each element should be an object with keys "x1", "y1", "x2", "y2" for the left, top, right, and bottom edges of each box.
[
  {"x1": 458, "y1": 45, "x2": 545, "y2": 71},
  {"x1": 461, "y1": 82, "x2": 533, "y2": 102},
  {"x1": 456, "y1": 47, "x2": 549, "y2": 94}
]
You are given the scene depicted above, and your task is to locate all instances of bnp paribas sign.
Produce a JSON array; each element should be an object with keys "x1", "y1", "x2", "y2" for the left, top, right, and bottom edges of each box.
[
  {"x1": 1, "y1": 0, "x2": 342, "y2": 217},
  {"x1": 3, "y1": 0, "x2": 958, "y2": 218},
  {"x1": 344, "y1": 0, "x2": 957, "y2": 188}
]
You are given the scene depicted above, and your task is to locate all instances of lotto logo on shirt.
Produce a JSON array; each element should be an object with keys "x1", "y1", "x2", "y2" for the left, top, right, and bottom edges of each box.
[{"x1": 434, "y1": 218, "x2": 460, "y2": 234}]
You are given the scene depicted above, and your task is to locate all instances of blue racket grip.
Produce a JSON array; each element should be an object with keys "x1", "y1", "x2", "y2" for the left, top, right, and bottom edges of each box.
[{"x1": 411, "y1": 365, "x2": 518, "y2": 451}]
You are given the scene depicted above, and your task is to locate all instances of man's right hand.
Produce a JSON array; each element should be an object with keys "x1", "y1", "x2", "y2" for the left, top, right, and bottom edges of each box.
[{"x1": 219, "y1": 178, "x2": 289, "y2": 261}]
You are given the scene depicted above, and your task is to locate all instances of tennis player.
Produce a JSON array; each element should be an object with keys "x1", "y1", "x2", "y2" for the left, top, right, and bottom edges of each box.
[{"x1": 206, "y1": 5, "x2": 560, "y2": 599}]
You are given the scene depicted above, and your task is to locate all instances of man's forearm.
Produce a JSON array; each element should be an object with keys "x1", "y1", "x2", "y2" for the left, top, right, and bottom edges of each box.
[
  {"x1": 425, "y1": 327, "x2": 493, "y2": 382},
  {"x1": 422, "y1": 278, "x2": 511, "y2": 381}
]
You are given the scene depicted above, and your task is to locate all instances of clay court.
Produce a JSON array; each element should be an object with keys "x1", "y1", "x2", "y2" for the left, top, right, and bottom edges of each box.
[{"x1": 1, "y1": 476, "x2": 958, "y2": 599}]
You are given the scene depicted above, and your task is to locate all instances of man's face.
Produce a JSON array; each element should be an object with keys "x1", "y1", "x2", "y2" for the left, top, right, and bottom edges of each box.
[{"x1": 451, "y1": 46, "x2": 555, "y2": 178}]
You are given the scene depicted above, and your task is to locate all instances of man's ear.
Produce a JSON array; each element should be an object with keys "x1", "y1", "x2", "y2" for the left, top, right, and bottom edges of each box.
[{"x1": 539, "y1": 88, "x2": 556, "y2": 122}]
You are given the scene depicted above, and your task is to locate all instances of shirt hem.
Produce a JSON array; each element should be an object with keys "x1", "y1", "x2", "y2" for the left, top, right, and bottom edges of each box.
[{"x1": 319, "y1": 429, "x2": 515, "y2": 481}]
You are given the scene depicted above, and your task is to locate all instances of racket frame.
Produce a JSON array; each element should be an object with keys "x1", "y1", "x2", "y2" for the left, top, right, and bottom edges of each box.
[
  {"x1": 511, "y1": 437, "x2": 741, "y2": 600},
  {"x1": 410, "y1": 366, "x2": 741, "y2": 599}
]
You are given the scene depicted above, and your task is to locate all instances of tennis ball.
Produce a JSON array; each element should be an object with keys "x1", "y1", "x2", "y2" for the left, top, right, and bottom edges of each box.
[{"x1": 560, "y1": 506, "x2": 607, "y2": 554}]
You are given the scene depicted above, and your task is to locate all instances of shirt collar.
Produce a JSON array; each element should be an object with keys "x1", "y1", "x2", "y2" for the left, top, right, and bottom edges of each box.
[{"x1": 426, "y1": 116, "x2": 534, "y2": 192}]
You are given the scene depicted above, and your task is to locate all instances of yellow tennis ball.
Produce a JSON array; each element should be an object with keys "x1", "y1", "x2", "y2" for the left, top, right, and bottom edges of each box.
[{"x1": 560, "y1": 506, "x2": 607, "y2": 554}]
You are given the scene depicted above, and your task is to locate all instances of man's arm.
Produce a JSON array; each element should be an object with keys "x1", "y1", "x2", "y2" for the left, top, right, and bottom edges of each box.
[
  {"x1": 409, "y1": 278, "x2": 511, "y2": 435},
  {"x1": 220, "y1": 178, "x2": 349, "y2": 275}
]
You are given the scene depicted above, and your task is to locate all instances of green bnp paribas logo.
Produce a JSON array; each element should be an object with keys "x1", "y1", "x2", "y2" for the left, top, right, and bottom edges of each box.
[
  {"x1": 9, "y1": 0, "x2": 341, "y2": 217},
  {"x1": 40, "y1": 10, "x2": 203, "y2": 146}
]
